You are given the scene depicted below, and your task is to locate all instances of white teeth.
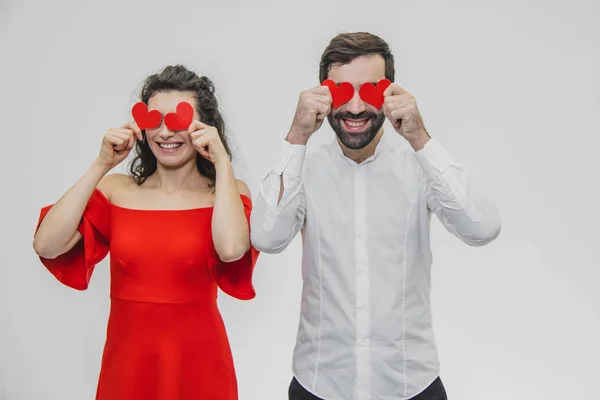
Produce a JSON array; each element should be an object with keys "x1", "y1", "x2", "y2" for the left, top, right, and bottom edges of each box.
[
  {"x1": 159, "y1": 143, "x2": 182, "y2": 149},
  {"x1": 345, "y1": 120, "x2": 367, "y2": 127}
]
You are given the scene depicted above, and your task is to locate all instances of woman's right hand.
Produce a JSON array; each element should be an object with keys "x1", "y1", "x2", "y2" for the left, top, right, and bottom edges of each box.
[{"x1": 96, "y1": 122, "x2": 142, "y2": 170}]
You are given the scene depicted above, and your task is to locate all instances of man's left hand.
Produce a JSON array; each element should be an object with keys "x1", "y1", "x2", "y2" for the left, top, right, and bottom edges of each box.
[{"x1": 382, "y1": 84, "x2": 430, "y2": 151}]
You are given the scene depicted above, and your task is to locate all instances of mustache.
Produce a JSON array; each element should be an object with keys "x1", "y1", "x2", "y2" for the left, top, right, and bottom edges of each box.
[{"x1": 333, "y1": 111, "x2": 379, "y2": 120}]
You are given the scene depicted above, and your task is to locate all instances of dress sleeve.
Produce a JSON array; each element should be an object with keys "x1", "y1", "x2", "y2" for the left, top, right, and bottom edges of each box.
[
  {"x1": 34, "y1": 189, "x2": 111, "y2": 290},
  {"x1": 208, "y1": 195, "x2": 260, "y2": 300}
]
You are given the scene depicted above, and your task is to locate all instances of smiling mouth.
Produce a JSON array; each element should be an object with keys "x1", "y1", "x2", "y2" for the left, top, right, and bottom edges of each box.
[
  {"x1": 341, "y1": 118, "x2": 372, "y2": 132},
  {"x1": 343, "y1": 119, "x2": 368, "y2": 128},
  {"x1": 158, "y1": 143, "x2": 183, "y2": 149}
]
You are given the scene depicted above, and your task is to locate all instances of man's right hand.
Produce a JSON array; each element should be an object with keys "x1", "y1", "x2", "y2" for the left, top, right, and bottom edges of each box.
[{"x1": 286, "y1": 86, "x2": 332, "y2": 145}]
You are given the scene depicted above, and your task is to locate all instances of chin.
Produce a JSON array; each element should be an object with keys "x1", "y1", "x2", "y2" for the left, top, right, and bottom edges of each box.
[
  {"x1": 160, "y1": 155, "x2": 196, "y2": 169},
  {"x1": 150, "y1": 145, "x2": 194, "y2": 167},
  {"x1": 157, "y1": 159, "x2": 183, "y2": 168},
  {"x1": 334, "y1": 129, "x2": 377, "y2": 149}
]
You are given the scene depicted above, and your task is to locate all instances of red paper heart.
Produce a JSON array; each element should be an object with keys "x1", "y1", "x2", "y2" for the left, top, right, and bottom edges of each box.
[
  {"x1": 164, "y1": 102, "x2": 194, "y2": 131},
  {"x1": 359, "y1": 79, "x2": 392, "y2": 109},
  {"x1": 322, "y1": 79, "x2": 354, "y2": 109},
  {"x1": 131, "y1": 102, "x2": 162, "y2": 130}
]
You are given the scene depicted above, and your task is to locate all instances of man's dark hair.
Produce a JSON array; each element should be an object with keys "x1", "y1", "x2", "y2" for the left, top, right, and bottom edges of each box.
[{"x1": 319, "y1": 32, "x2": 395, "y2": 83}]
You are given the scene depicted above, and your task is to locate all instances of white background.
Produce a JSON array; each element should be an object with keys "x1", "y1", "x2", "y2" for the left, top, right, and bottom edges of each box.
[{"x1": 1, "y1": 0, "x2": 599, "y2": 399}]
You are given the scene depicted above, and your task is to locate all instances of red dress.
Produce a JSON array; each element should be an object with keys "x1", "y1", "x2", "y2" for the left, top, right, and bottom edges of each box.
[{"x1": 35, "y1": 189, "x2": 259, "y2": 400}]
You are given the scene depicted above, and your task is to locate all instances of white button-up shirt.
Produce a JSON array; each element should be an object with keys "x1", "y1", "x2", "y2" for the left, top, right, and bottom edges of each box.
[{"x1": 250, "y1": 131, "x2": 501, "y2": 400}]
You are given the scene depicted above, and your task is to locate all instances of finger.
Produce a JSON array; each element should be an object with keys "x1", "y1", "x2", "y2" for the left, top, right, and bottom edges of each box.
[
  {"x1": 307, "y1": 99, "x2": 330, "y2": 116},
  {"x1": 107, "y1": 138, "x2": 125, "y2": 148},
  {"x1": 311, "y1": 94, "x2": 332, "y2": 106},
  {"x1": 106, "y1": 133, "x2": 128, "y2": 146},
  {"x1": 123, "y1": 122, "x2": 143, "y2": 140},
  {"x1": 384, "y1": 94, "x2": 413, "y2": 105},
  {"x1": 384, "y1": 100, "x2": 414, "y2": 115},
  {"x1": 384, "y1": 93, "x2": 413, "y2": 106},
  {"x1": 108, "y1": 132, "x2": 131, "y2": 152},
  {"x1": 117, "y1": 138, "x2": 136, "y2": 156},
  {"x1": 389, "y1": 105, "x2": 413, "y2": 123},
  {"x1": 189, "y1": 128, "x2": 212, "y2": 141},
  {"x1": 108, "y1": 137, "x2": 126, "y2": 154},
  {"x1": 312, "y1": 85, "x2": 333, "y2": 95},
  {"x1": 192, "y1": 132, "x2": 210, "y2": 146},
  {"x1": 315, "y1": 102, "x2": 330, "y2": 118},
  {"x1": 112, "y1": 128, "x2": 136, "y2": 139},
  {"x1": 193, "y1": 136, "x2": 212, "y2": 159},
  {"x1": 383, "y1": 97, "x2": 414, "y2": 116},
  {"x1": 117, "y1": 128, "x2": 141, "y2": 147},
  {"x1": 117, "y1": 124, "x2": 137, "y2": 139},
  {"x1": 188, "y1": 119, "x2": 209, "y2": 133},
  {"x1": 125, "y1": 134, "x2": 136, "y2": 152},
  {"x1": 112, "y1": 131, "x2": 132, "y2": 143},
  {"x1": 199, "y1": 146, "x2": 211, "y2": 159},
  {"x1": 383, "y1": 83, "x2": 409, "y2": 97}
]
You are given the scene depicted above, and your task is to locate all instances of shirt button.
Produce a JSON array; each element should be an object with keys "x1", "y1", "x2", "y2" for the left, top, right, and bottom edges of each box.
[
  {"x1": 357, "y1": 302, "x2": 366, "y2": 309},
  {"x1": 357, "y1": 340, "x2": 368, "y2": 347}
]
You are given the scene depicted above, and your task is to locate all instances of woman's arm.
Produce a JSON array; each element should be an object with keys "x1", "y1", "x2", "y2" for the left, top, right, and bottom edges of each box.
[{"x1": 211, "y1": 160, "x2": 251, "y2": 262}]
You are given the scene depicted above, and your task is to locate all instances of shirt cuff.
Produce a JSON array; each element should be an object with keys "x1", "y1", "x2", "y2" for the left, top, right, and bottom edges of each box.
[
  {"x1": 274, "y1": 139, "x2": 307, "y2": 177},
  {"x1": 414, "y1": 138, "x2": 457, "y2": 180}
]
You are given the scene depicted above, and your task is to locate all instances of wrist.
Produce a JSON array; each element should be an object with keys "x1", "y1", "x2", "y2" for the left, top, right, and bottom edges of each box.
[
  {"x1": 408, "y1": 130, "x2": 431, "y2": 152},
  {"x1": 286, "y1": 129, "x2": 310, "y2": 145},
  {"x1": 214, "y1": 157, "x2": 233, "y2": 172},
  {"x1": 91, "y1": 159, "x2": 112, "y2": 176}
]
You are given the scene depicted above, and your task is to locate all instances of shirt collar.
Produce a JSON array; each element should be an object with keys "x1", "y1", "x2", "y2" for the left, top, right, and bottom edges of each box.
[{"x1": 331, "y1": 129, "x2": 391, "y2": 166}]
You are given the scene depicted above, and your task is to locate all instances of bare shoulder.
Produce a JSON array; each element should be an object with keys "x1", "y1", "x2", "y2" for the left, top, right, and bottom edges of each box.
[
  {"x1": 236, "y1": 179, "x2": 251, "y2": 199},
  {"x1": 97, "y1": 173, "x2": 136, "y2": 201}
]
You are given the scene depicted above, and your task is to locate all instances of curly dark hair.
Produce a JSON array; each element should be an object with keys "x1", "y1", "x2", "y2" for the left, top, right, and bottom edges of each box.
[{"x1": 129, "y1": 65, "x2": 230, "y2": 185}]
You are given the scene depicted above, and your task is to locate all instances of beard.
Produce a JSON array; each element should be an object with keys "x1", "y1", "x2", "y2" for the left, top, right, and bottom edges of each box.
[{"x1": 327, "y1": 110, "x2": 385, "y2": 150}]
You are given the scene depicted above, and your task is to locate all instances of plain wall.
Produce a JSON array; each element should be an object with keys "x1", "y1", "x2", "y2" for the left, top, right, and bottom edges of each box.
[{"x1": 1, "y1": 0, "x2": 598, "y2": 398}]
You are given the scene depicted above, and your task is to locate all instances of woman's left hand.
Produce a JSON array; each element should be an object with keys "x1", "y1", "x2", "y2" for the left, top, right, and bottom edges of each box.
[{"x1": 188, "y1": 121, "x2": 228, "y2": 165}]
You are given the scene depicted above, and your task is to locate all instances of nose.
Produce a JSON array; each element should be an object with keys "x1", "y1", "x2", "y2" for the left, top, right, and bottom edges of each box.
[
  {"x1": 344, "y1": 89, "x2": 366, "y2": 115},
  {"x1": 157, "y1": 123, "x2": 175, "y2": 140}
]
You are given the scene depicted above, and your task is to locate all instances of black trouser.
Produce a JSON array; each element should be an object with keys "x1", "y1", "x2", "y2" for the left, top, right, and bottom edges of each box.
[{"x1": 289, "y1": 376, "x2": 447, "y2": 400}]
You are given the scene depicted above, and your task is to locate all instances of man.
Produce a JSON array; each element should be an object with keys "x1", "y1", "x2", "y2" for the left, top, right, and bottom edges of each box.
[{"x1": 250, "y1": 32, "x2": 501, "y2": 400}]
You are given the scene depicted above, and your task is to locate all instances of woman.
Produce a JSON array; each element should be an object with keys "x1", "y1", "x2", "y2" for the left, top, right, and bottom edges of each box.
[{"x1": 33, "y1": 65, "x2": 259, "y2": 399}]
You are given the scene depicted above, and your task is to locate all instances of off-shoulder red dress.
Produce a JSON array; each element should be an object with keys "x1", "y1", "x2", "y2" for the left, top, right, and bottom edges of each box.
[{"x1": 35, "y1": 189, "x2": 259, "y2": 400}]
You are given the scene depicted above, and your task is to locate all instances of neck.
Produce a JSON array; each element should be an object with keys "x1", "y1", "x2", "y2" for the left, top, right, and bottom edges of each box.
[
  {"x1": 338, "y1": 128, "x2": 384, "y2": 164},
  {"x1": 149, "y1": 159, "x2": 208, "y2": 193}
]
